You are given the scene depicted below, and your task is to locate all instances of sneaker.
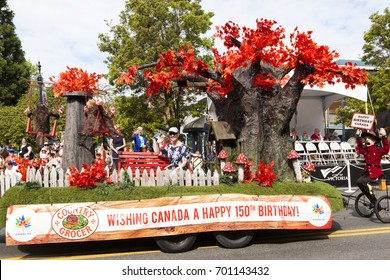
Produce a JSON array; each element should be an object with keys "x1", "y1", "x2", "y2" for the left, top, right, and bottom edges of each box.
[{"x1": 368, "y1": 203, "x2": 375, "y2": 210}]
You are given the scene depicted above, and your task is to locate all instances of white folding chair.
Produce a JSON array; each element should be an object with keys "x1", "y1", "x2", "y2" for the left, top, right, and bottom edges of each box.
[
  {"x1": 318, "y1": 141, "x2": 336, "y2": 164},
  {"x1": 347, "y1": 137, "x2": 357, "y2": 147},
  {"x1": 305, "y1": 141, "x2": 323, "y2": 165},
  {"x1": 294, "y1": 141, "x2": 309, "y2": 163},
  {"x1": 329, "y1": 141, "x2": 346, "y2": 163},
  {"x1": 340, "y1": 141, "x2": 360, "y2": 163}
]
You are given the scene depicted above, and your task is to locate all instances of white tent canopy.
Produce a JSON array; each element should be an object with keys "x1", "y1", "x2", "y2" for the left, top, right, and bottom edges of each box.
[{"x1": 290, "y1": 83, "x2": 368, "y2": 137}]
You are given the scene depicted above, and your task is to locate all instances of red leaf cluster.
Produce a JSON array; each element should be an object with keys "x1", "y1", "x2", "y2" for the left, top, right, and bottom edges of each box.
[
  {"x1": 117, "y1": 66, "x2": 139, "y2": 85},
  {"x1": 17, "y1": 158, "x2": 42, "y2": 182},
  {"x1": 67, "y1": 162, "x2": 111, "y2": 188},
  {"x1": 50, "y1": 67, "x2": 102, "y2": 98},
  {"x1": 254, "y1": 160, "x2": 277, "y2": 187},
  {"x1": 116, "y1": 18, "x2": 367, "y2": 100},
  {"x1": 213, "y1": 18, "x2": 367, "y2": 92},
  {"x1": 16, "y1": 160, "x2": 28, "y2": 182},
  {"x1": 118, "y1": 45, "x2": 210, "y2": 96}
]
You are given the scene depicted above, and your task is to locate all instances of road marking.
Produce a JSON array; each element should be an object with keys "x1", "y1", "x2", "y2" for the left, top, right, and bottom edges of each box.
[
  {"x1": 2, "y1": 227, "x2": 390, "y2": 260},
  {"x1": 327, "y1": 227, "x2": 390, "y2": 238}
]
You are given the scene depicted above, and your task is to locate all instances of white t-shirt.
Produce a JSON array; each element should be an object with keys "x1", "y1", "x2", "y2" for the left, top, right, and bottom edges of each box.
[{"x1": 4, "y1": 165, "x2": 22, "y2": 182}]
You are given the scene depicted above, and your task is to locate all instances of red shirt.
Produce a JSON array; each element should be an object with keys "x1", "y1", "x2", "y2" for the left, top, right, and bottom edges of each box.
[
  {"x1": 356, "y1": 137, "x2": 389, "y2": 178},
  {"x1": 310, "y1": 133, "x2": 321, "y2": 141}
]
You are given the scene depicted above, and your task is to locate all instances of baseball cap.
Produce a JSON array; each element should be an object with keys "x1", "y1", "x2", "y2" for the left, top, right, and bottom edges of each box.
[{"x1": 168, "y1": 127, "x2": 179, "y2": 134}]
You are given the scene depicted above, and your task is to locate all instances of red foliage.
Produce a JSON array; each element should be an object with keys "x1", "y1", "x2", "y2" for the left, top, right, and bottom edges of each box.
[
  {"x1": 117, "y1": 18, "x2": 367, "y2": 98},
  {"x1": 50, "y1": 67, "x2": 102, "y2": 98},
  {"x1": 254, "y1": 161, "x2": 277, "y2": 187},
  {"x1": 214, "y1": 19, "x2": 367, "y2": 91},
  {"x1": 16, "y1": 158, "x2": 41, "y2": 182},
  {"x1": 117, "y1": 45, "x2": 210, "y2": 96},
  {"x1": 67, "y1": 162, "x2": 111, "y2": 188},
  {"x1": 117, "y1": 66, "x2": 139, "y2": 85},
  {"x1": 16, "y1": 160, "x2": 28, "y2": 182}
]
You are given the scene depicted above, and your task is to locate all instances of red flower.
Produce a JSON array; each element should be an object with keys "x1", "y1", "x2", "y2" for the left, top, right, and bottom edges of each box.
[
  {"x1": 67, "y1": 162, "x2": 110, "y2": 188},
  {"x1": 49, "y1": 67, "x2": 102, "y2": 98},
  {"x1": 254, "y1": 161, "x2": 277, "y2": 187}
]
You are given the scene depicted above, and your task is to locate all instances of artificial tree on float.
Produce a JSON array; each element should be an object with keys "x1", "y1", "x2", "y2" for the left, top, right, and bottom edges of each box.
[{"x1": 118, "y1": 19, "x2": 367, "y2": 180}]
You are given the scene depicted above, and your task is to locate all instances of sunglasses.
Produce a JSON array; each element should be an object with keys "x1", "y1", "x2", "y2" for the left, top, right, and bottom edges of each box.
[{"x1": 169, "y1": 132, "x2": 178, "y2": 136}]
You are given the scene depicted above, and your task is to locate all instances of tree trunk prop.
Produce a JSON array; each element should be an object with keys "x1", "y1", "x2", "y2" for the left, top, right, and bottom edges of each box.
[
  {"x1": 208, "y1": 63, "x2": 312, "y2": 181},
  {"x1": 62, "y1": 92, "x2": 94, "y2": 171},
  {"x1": 118, "y1": 22, "x2": 367, "y2": 180}
]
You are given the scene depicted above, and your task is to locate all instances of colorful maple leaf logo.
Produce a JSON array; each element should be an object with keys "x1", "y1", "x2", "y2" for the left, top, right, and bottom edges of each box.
[
  {"x1": 15, "y1": 215, "x2": 31, "y2": 229},
  {"x1": 312, "y1": 203, "x2": 324, "y2": 215}
]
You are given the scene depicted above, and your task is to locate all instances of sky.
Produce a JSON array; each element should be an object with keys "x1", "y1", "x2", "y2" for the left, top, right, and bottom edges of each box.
[{"x1": 7, "y1": 0, "x2": 389, "y2": 82}]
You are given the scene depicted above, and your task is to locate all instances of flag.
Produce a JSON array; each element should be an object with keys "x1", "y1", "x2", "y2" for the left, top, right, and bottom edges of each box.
[{"x1": 58, "y1": 105, "x2": 64, "y2": 115}]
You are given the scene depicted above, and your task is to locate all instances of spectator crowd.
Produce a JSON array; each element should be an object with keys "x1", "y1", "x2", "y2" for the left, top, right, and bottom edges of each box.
[{"x1": 0, "y1": 137, "x2": 63, "y2": 183}]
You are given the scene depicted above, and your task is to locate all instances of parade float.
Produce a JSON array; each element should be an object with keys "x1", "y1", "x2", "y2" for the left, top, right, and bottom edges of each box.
[
  {"x1": 2, "y1": 65, "x2": 334, "y2": 252},
  {"x1": 3, "y1": 17, "x2": 372, "y2": 252}
]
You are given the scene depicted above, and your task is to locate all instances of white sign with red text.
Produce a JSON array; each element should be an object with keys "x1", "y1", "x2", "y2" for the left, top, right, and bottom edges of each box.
[
  {"x1": 350, "y1": 113, "x2": 375, "y2": 130},
  {"x1": 6, "y1": 194, "x2": 332, "y2": 245}
]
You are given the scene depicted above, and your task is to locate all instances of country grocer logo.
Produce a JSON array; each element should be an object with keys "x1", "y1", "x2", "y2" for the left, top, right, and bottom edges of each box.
[{"x1": 52, "y1": 205, "x2": 99, "y2": 240}]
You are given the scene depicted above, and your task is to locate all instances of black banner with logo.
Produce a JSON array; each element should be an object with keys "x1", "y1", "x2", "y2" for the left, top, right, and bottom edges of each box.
[{"x1": 311, "y1": 163, "x2": 390, "y2": 189}]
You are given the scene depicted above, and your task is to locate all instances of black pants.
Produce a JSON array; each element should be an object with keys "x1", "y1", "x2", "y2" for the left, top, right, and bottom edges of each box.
[{"x1": 356, "y1": 172, "x2": 379, "y2": 204}]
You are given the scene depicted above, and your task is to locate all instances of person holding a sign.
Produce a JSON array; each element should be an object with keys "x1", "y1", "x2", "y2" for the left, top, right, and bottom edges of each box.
[{"x1": 355, "y1": 128, "x2": 389, "y2": 208}]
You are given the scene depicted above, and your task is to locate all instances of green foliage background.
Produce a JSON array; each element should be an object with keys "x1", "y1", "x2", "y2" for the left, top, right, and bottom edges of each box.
[
  {"x1": 0, "y1": 1, "x2": 31, "y2": 106},
  {"x1": 98, "y1": 0, "x2": 215, "y2": 135},
  {"x1": 336, "y1": 8, "x2": 390, "y2": 126}
]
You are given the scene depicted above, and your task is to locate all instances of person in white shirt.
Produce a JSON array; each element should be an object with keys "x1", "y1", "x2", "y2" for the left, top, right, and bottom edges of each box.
[
  {"x1": 4, "y1": 161, "x2": 22, "y2": 182},
  {"x1": 46, "y1": 152, "x2": 62, "y2": 169}
]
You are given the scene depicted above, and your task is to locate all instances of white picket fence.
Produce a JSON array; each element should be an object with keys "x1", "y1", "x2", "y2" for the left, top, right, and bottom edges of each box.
[
  {"x1": 0, "y1": 166, "x2": 220, "y2": 197},
  {"x1": 117, "y1": 166, "x2": 220, "y2": 187}
]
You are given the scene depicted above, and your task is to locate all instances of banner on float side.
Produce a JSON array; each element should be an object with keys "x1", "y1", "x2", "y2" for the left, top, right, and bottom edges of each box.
[
  {"x1": 6, "y1": 194, "x2": 332, "y2": 246},
  {"x1": 311, "y1": 163, "x2": 390, "y2": 189},
  {"x1": 350, "y1": 113, "x2": 376, "y2": 130}
]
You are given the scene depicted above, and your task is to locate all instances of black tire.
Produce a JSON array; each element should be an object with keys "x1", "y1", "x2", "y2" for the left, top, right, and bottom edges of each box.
[
  {"x1": 355, "y1": 193, "x2": 375, "y2": 218},
  {"x1": 213, "y1": 230, "x2": 254, "y2": 249},
  {"x1": 375, "y1": 196, "x2": 390, "y2": 223},
  {"x1": 154, "y1": 234, "x2": 197, "y2": 253}
]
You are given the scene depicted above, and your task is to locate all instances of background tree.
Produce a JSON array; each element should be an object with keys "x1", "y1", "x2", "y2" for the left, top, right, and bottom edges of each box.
[
  {"x1": 0, "y1": 0, "x2": 31, "y2": 106},
  {"x1": 336, "y1": 8, "x2": 390, "y2": 126},
  {"x1": 119, "y1": 19, "x2": 367, "y2": 179},
  {"x1": 98, "y1": 0, "x2": 214, "y2": 134}
]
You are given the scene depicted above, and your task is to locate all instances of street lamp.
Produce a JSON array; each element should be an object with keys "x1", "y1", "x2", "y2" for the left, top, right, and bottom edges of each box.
[{"x1": 37, "y1": 61, "x2": 43, "y2": 105}]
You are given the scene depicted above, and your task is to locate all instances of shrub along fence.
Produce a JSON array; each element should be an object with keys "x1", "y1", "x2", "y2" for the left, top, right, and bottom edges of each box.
[{"x1": 0, "y1": 166, "x2": 220, "y2": 197}]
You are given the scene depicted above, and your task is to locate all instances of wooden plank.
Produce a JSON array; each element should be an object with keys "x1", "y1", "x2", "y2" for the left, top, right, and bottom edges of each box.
[{"x1": 118, "y1": 151, "x2": 170, "y2": 177}]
